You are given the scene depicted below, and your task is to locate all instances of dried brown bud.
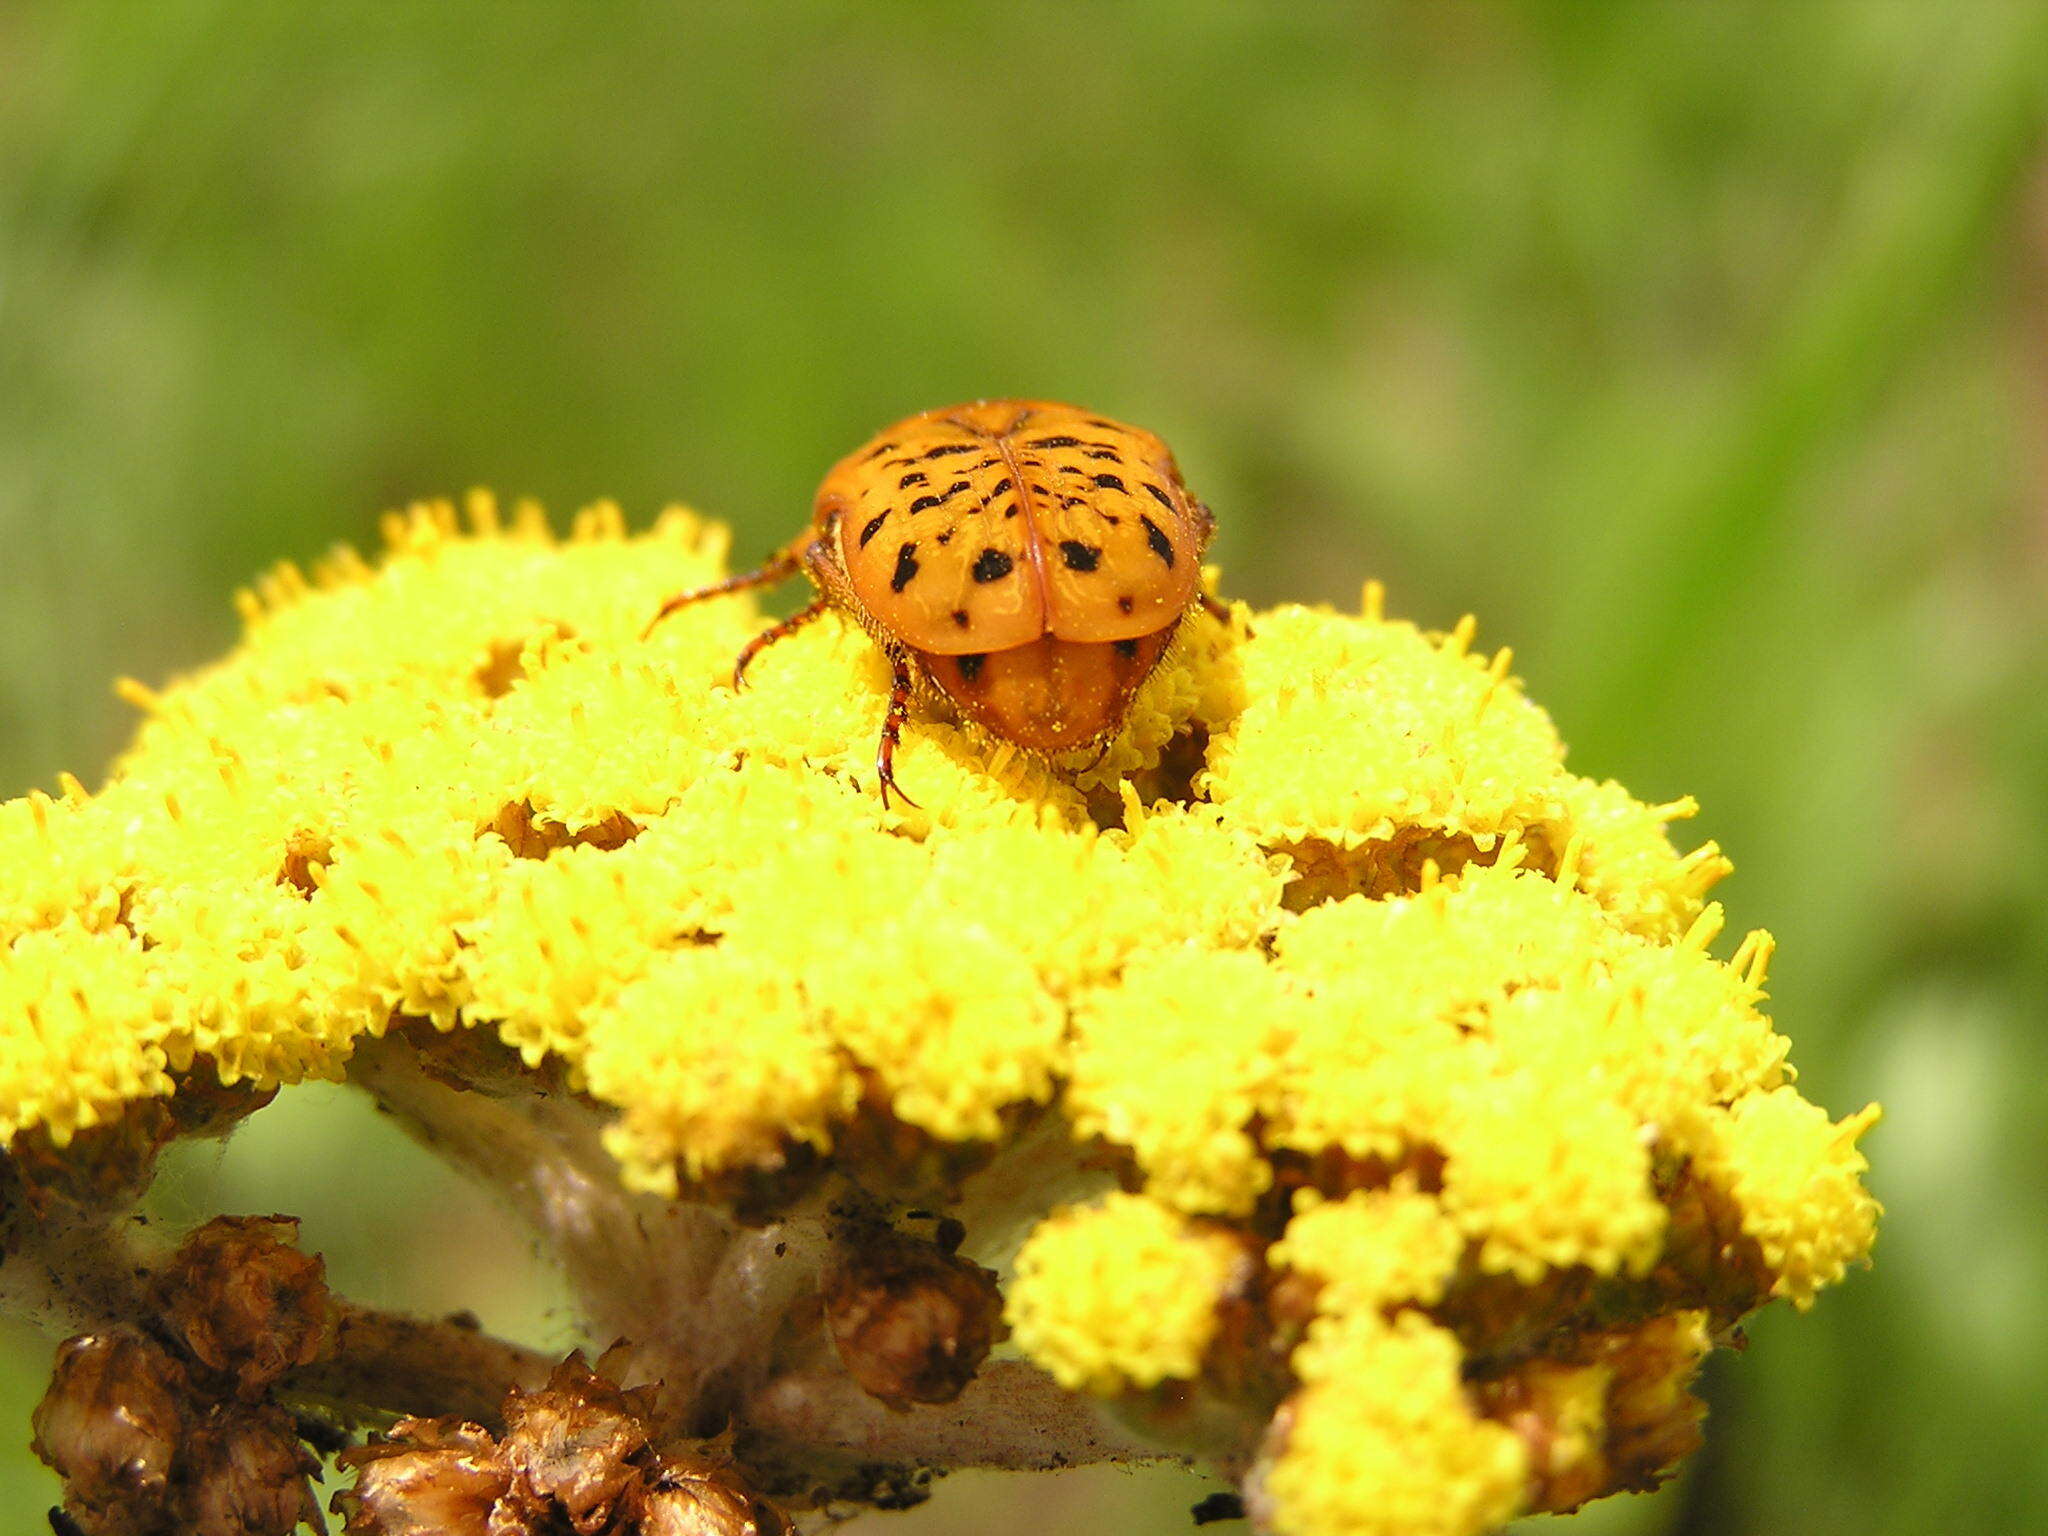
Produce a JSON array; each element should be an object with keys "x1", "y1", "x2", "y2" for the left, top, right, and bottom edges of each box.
[
  {"x1": 31, "y1": 1328, "x2": 188, "y2": 1536},
  {"x1": 498, "y1": 1355, "x2": 656, "y2": 1530},
  {"x1": 1601, "y1": 1312, "x2": 1710, "y2": 1490},
  {"x1": 2, "y1": 1077, "x2": 276, "y2": 1219},
  {"x1": 337, "y1": 1418, "x2": 508, "y2": 1535},
  {"x1": 335, "y1": 1355, "x2": 791, "y2": 1536},
  {"x1": 824, "y1": 1226, "x2": 1006, "y2": 1407},
  {"x1": 5, "y1": 1107, "x2": 177, "y2": 1214},
  {"x1": 181, "y1": 1402, "x2": 324, "y2": 1536},
  {"x1": 641, "y1": 1455, "x2": 792, "y2": 1536},
  {"x1": 155, "y1": 1215, "x2": 335, "y2": 1397},
  {"x1": 1477, "y1": 1312, "x2": 1711, "y2": 1514},
  {"x1": 1480, "y1": 1357, "x2": 1613, "y2": 1513}
]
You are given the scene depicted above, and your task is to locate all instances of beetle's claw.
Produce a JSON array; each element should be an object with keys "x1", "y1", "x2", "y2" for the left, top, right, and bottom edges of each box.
[
  {"x1": 641, "y1": 597, "x2": 689, "y2": 641},
  {"x1": 877, "y1": 768, "x2": 921, "y2": 812}
]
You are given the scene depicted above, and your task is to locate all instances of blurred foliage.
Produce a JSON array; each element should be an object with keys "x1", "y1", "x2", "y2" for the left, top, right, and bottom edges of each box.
[{"x1": 3, "y1": 2, "x2": 2045, "y2": 1532}]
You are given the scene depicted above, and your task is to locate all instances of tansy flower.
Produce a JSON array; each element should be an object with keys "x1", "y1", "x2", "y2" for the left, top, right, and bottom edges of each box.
[{"x1": 1, "y1": 496, "x2": 1879, "y2": 1536}]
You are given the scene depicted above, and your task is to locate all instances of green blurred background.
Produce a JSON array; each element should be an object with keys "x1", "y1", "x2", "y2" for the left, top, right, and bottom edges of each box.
[{"x1": 4, "y1": 3, "x2": 2045, "y2": 1532}]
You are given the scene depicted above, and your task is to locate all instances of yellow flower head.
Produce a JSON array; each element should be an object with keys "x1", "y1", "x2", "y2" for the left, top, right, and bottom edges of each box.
[
  {"x1": 1257, "y1": 1311, "x2": 1528, "y2": 1536},
  {"x1": 2, "y1": 499, "x2": 1880, "y2": 1536},
  {"x1": 1269, "y1": 1183, "x2": 1466, "y2": 1316},
  {"x1": 1004, "y1": 1191, "x2": 1246, "y2": 1395}
]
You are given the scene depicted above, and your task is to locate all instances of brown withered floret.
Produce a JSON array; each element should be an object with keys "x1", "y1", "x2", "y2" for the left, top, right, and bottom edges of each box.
[
  {"x1": 1477, "y1": 1358, "x2": 1613, "y2": 1514},
  {"x1": 339, "y1": 1417, "x2": 507, "y2": 1536},
  {"x1": 1274, "y1": 828, "x2": 1512, "y2": 910},
  {"x1": 1198, "y1": 1232, "x2": 1289, "y2": 1407},
  {"x1": 1649, "y1": 1164, "x2": 1775, "y2": 1326},
  {"x1": 337, "y1": 1354, "x2": 790, "y2": 1536},
  {"x1": 1474, "y1": 1313, "x2": 1711, "y2": 1515},
  {"x1": 4, "y1": 1073, "x2": 275, "y2": 1216},
  {"x1": 180, "y1": 1402, "x2": 326, "y2": 1536},
  {"x1": 36, "y1": 1218, "x2": 339, "y2": 1536},
  {"x1": 153, "y1": 1214, "x2": 336, "y2": 1398},
  {"x1": 824, "y1": 1222, "x2": 1006, "y2": 1407},
  {"x1": 1598, "y1": 1313, "x2": 1712, "y2": 1492},
  {"x1": 498, "y1": 1357, "x2": 657, "y2": 1529},
  {"x1": 639, "y1": 1452, "x2": 793, "y2": 1536},
  {"x1": 31, "y1": 1328, "x2": 189, "y2": 1536},
  {"x1": 277, "y1": 826, "x2": 335, "y2": 896},
  {"x1": 488, "y1": 796, "x2": 643, "y2": 859}
]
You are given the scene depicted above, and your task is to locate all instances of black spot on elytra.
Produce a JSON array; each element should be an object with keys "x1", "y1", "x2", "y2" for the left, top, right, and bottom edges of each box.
[
  {"x1": 1060, "y1": 540, "x2": 1102, "y2": 572},
  {"x1": 1085, "y1": 448, "x2": 1121, "y2": 461},
  {"x1": 861, "y1": 440, "x2": 899, "y2": 462},
  {"x1": 891, "y1": 542, "x2": 920, "y2": 592},
  {"x1": 1140, "y1": 514, "x2": 1176, "y2": 567},
  {"x1": 957, "y1": 653, "x2": 986, "y2": 683},
  {"x1": 951, "y1": 609, "x2": 971, "y2": 628},
  {"x1": 1027, "y1": 435, "x2": 1081, "y2": 449},
  {"x1": 858, "y1": 512, "x2": 888, "y2": 548},
  {"x1": 1002, "y1": 503, "x2": 1019, "y2": 519},
  {"x1": 1143, "y1": 483, "x2": 1175, "y2": 512},
  {"x1": 1117, "y1": 594, "x2": 1135, "y2": 614},
  {"x1": 1093, "y1": 473, "x2": 1126, "y2": 492},
  {"x1": 898, "y1": 471, "x2": 927, "y2": 489},
  {"x1": 1059, "y1": 495, "x2": 1087, "y2": 509},
  {"x1": 936, "y1": 529, "x2": 954, "y2": 545},
  {"x1": 945, "y1": 479, "x2": 970, "y2": 496},
  {"x1": 989, "y1": 477, "x2": 1013, "y2": 497},
  {"x1": 1114, "y1": 638, "x2": 1141, "y2": 659},
  {"x1": 908, "y1": 495, "x2": 943, "y2": 514},
  {"x1": 971, "y1": 548, "x2": 1014, "y2": 583},
  {"x1": 923, "y1": 442, "x2": 980, "y2": 460}
]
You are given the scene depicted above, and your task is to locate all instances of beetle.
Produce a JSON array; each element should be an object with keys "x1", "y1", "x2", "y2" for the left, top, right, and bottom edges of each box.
[{"x1": 646, "y1": 400, "x2": 1219, "y2": 807}]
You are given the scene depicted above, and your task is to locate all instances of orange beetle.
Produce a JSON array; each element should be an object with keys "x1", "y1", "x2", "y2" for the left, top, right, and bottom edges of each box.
[{"x1": 647, "y1": 400, "x2": 1218, "y2": 806}]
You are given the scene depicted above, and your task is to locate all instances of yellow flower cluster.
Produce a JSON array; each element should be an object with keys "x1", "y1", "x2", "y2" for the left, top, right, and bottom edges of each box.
[
  {"x1": 1261, "y1": 1311, "x2": 1529, "y2": 1536},
  {"x1": 1005, "y1": 1192, "x2": 1247, "y2": 1396},
  {"x1": 1, "y1": 498, "x2": 1880, "y2": 1535}
]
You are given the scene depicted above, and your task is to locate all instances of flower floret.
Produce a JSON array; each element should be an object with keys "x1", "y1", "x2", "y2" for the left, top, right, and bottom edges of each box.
[
  {"x1": 1268, "y1": 1185, "x2": 1466, "y2": 1315},
  {"x1": 1065, "y1": 949, "x2": 1295, "y2": 1214},
  {"x1": 1200, "y1": 605, "x2": 1568, "y2": 859},
  {"x1": 0, "y1": 922, "x2": 173, "y2": 1146},
  {"x1": 1005, "y1": 1193, "x2": 1244, "y2": 1395},
  {"x1": 1690, "y1": 1088, "x2": 1882, "y2": 1307},
  {"x1": 1439, "y1": 1071, "x2": 1665, "y2": 1282},
  {"x1": 1260, "y1": 1311, "x2": 1528, "y2": 1536},
  {"x1": 588, "y1": 949, "x2": 858, "y2": 1195}
]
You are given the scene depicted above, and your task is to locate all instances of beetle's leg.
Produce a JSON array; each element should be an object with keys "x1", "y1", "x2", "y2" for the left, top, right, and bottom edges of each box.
[
  {"x1": 1199, "y1": 590, "x2": 1253, "y2": 638},
  {"x1": 643, "y1": 545, "x2": 804, "y2": 640},
  {"x1": 875, "y1": 656, "x2": 920, "y2": 811},
  {"x1": 731, "y1": 595, "x2": 828, "y2": 690}
]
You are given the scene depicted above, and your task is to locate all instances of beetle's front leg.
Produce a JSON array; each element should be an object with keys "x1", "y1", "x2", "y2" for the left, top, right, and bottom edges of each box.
[
  {"x1": 875, "y1": 657, "x2": 919, "y2": 811},
  {"x1": 731, "y1": 596, "x2": 829, "y2": 689},
  {"x1": 643, "y1": 534, "x2": 813, "y2": 640}
]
